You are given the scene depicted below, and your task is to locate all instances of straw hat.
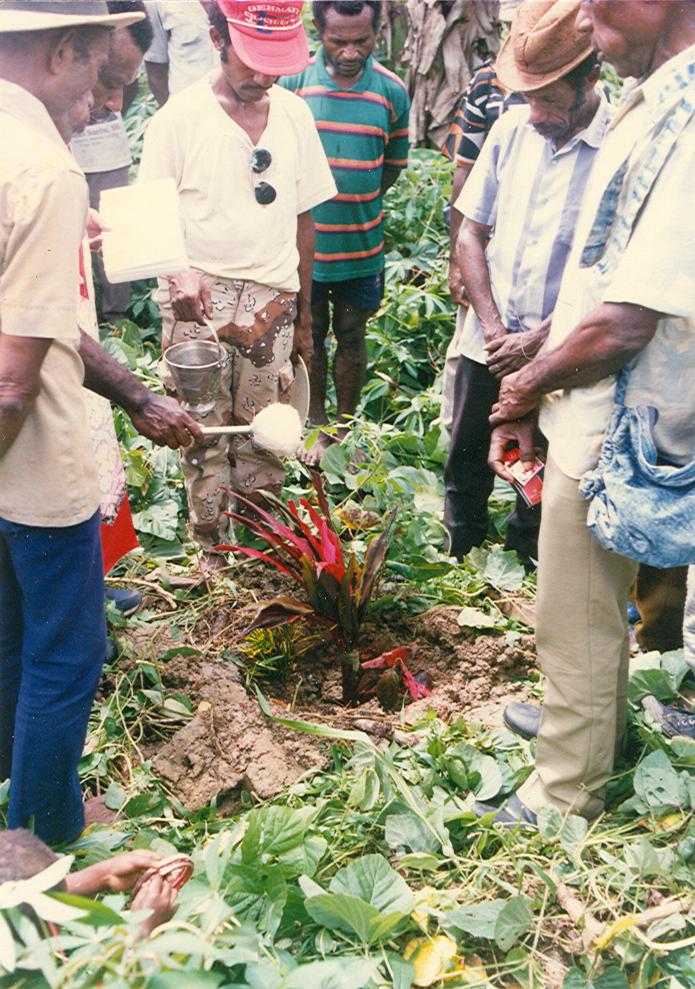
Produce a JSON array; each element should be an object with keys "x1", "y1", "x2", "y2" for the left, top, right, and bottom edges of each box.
[
  {"x1": 495, "y1": 0, "x2": 594, "y2": 93},
  {"x1": 0, "y1": 1, "x2": 145, "y2": 33}
]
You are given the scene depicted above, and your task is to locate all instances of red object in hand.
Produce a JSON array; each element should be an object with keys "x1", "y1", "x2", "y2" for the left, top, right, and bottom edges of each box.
[
  {"x1": 502, "y1": 446, "x2": 544, "y2": 507},
  {"x1": 131, "y1": 854, "x2": 194, "y2": 898}
]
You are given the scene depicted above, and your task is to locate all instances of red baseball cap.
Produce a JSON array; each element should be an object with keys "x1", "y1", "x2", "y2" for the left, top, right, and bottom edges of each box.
[{"x1": 218, "y1": 0, "x2": 310, "y2": 76}]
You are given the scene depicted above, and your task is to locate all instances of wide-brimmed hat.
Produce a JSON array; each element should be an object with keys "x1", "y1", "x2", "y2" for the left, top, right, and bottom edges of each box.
[
  {"x1": 495, "y1": 0, "x2": 594, "y2": 93},
  {"x1": 0, "y1": 1, "x2": 145, "y2": 33},
  {"x1": 218, "y1": 0, "x2": 309, "y2": 76}
]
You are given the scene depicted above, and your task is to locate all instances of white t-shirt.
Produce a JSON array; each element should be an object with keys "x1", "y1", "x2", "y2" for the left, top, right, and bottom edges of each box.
[
  {"x1": 138, "y1": 78, "x2": 337, "y2": 292},
  {"x1": 145, "y1": 0, "x2": 216, "y2": 96},
  {"x1": 71, "y1": 112, "x2": 132, "y2": 174},
  {"x1": 540, "y1": 46, "x2": 695, "y2": 480}
]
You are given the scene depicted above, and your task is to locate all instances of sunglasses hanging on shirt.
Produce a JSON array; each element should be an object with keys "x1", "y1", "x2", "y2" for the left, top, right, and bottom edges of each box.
[{"x1": 251, "y1": 147, "x2": 276, "y2": 205}]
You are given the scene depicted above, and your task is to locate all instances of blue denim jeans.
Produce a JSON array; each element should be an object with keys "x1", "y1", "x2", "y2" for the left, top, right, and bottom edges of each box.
[{"x1": 0, "y1": 510, "x2": 106, "y2": 844}]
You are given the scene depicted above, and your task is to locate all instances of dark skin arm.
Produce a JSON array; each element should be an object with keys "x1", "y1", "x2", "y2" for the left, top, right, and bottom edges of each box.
[
  {"x1": 490, "y1": 302, "x2": 661, "y2": 426},
  {"x1": 456, "y1": 216, "x2": 506, "y2": 344},
  {"x1": 0, "y1": 335, "x2": 50, "y2": 459},
  {"x1": 485, "y1": 313, "x2": 552, "y2": 380},
  {"x1": 293, "y1": 209, "x2": 315, "y2": 369},
  {"x1": 145, "y1": 61, "x2": 169, "y2": 107},
  {"x1": 448, "y1": 163, "x2": 472, "y2": 305},
  {"x1": 79, "y1": 332, "x2": 204, "y2": 449},
  {"x1": 380, "y1": 165, "x2": 402, "y2": 195}
]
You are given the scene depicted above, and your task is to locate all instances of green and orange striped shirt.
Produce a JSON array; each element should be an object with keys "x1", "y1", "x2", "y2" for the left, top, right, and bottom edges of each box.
[{"x1": 281, "y1": 47, "x2": 410, "y2": 282}]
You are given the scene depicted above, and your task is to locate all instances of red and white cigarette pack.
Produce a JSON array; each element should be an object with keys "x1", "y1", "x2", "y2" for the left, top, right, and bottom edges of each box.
[{"x1": 502, "y1": 447, "x2": 544, "y2": 507}]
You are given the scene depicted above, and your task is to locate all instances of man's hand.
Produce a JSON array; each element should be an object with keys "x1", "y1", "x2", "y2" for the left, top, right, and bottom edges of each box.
[
  {"x1": 486, "y1": 331, "x2": 538, "y2": 379},
  {"x1": 132, "y1": 873, "x2": 178, "y2": 937},
  {"x1": 129, "y1": 393, "x2": 205, "y2": 449},
  {"x1": 488, "y1": 417, "x2": 543, "y2": 483},
  {"x1": 65, "y1": 850, "x2": 163, "y2": 897},
  {"x1": 86, "y1": 209, "x2": 110, "y2": 254},
  {"x1": 168, "y1": 270, "x2": 212, "y2": 323},
  {"x1": 292, "y1": 310, "x2": 313, "y2": 370},
  {"x1": 490, "y1": 369, "x2": 540, "y2": 425},
  {"x1": 448, "y1": 258, "x2": 468, "y2": 306},
  {"x1": 100, "y1": 851, "x2": 163, "y2": 893}
]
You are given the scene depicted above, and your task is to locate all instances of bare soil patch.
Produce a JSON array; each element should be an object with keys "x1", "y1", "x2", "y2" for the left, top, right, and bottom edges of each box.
[{"x1": 118, "y1": 563, "x2": 538, "y2": 809}]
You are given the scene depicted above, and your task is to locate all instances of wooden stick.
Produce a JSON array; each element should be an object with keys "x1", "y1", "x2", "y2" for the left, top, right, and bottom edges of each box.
[{"x1": 200, "y1": 424, "x2": 252, "y2": 436}]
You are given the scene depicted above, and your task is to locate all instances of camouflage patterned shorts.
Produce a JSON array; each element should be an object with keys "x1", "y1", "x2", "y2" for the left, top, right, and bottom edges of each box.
[{"x1": 158, "y1": 274, "x2": 297, "y2": 551}]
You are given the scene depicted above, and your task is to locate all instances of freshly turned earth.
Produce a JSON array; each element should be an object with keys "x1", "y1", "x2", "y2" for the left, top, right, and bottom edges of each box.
[{"x1": 117, "y1": 564, "x2": 537, "y2": 811}]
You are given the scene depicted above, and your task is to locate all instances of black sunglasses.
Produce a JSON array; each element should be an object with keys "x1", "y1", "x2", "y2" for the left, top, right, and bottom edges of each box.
[{"x1": 251, "y1": 147, "x2": 276, "y2": 205}]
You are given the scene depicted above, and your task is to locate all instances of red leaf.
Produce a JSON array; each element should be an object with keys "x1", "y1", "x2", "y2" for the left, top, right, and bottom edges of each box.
[
  {"x1": 361, "y1": 646, "x2": 411, "y2": 670},
  {"x1": 241, "y1": 595, "x2": 315, "y2": 635},
  {"x1": 399, "y1": 661, "x2": 431, "y2": 701},
  {"x1": 232, "y1": 492, "x2": 315, "y2": 559},
  {"x1": 227, "y1": 546, "x2": 303, "y2": 583}
]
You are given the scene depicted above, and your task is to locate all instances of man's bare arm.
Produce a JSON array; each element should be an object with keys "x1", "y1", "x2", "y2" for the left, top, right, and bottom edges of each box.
[
  {"x1": 456, "y1": 216, "x2": 506, "y2": 344},
  {"x1": 380, "y1": 165, "x2": 402, "y2": 195},
  {"x1": 0, "y1": 335, "x2": 51, "y2": 459},
  {"x1": 79, "y1": 331, "x2": 204, "y2": 449},
  {"x1": 293, "y1": 209, "x2": 315, "y2": 368},
  {"x1": 448, "y1": 163, "x2": 471, "y2": 304},
  {"x1": 490, "y1": 302, "x2": 661, "y2": 424}
]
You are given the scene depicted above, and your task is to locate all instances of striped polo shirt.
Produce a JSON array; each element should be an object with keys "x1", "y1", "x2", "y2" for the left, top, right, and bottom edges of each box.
[
  {"x1": 441, "y1": 62, "x2": 525, "y2": 168},
  {"x1": 281, "y1": 47, "x2": 410, "y2": 283},
  {"x1": 451, "y1": 94, "x2": 613, "y2": 365}
]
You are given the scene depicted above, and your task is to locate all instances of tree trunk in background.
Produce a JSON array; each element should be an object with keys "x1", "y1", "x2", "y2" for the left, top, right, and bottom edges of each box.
[{"x1": 382, "y1": 0, "x2": 502, "y2": 148}]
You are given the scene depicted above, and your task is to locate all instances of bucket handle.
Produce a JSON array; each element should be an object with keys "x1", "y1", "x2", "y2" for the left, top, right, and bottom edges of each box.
[{"x1": 202, "y1": 318, "x2": 228, "y2": 367}]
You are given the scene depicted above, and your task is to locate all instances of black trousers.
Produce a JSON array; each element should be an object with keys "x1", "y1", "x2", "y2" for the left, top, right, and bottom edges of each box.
[{"x1": 444, "y1": 355, "x2": 541, "y2": 563}]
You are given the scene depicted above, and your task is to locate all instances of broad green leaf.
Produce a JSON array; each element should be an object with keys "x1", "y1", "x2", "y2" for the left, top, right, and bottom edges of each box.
[
  {"x1": 0, "y1": 912, "x2": 16, "y2": 973},
  {"x1": 456, "y1": 607, "x2": 498, "y2": 629},
  {"x1": 385, "y1": 951, "x2": 416, "y2": 989},
  {"x1": 385, "y1": 812, "x2": 442, "y2": 855},
  {"x1": 280, "y1": 958, "x2": 380, "y2": 989},
  {"x1": 48, "y1": 893, "x2": 123, "y2": 927},
  {"x1": 628, "y1": 668, "x2": 675, "y2": 704},
  {"x1": 147, "y1": 972, "x2": 225, "y2": 989},
  {"x1": 467, "y1": 545, "x2": 525, "y2": 592},
  {"x1": 328, "y1": 854, "x2": 414, "y2": 914},
  {"x1": 593, "y1": 969, "x2": 630, "y2": 989},
  {"x1": 303, "y1": 891, "x2": 382, "y2": 942},
  {"x1": 443, "y1": 900, "x2": 506, "y2": 940},
  {"x1": 563, "y1": 970, "x2": 590, "y2": 989},
  {"x1": 494, "y1": 895, "x2": 533, "y2": 952},
  {"x1": 278, "y1": 835, "x2": 327, "y2": 879},
  {"x1": 633, "y1": 750, "x2": 688, "y2": 810},
  {"x1": 624, "y1": 837, "x2": 665, "y2": 877}
]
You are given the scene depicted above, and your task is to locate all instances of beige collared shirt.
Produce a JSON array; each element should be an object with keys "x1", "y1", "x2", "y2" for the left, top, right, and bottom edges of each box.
[
  {"x1": 541, "y1": 44, "x2": 695, "y2": 479},
  {"x1": 0, "y1": 80, "x2": 100, "y2": 527}
]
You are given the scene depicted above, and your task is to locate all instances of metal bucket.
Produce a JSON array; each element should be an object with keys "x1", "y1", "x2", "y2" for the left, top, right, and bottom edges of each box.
[{"x1": 164, "y1": 340, "x2": 222, "y2": 415}]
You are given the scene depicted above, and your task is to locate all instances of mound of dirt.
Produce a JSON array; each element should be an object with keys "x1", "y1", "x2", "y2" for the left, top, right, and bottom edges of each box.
[{"x1": 151, "y1": 660, "x2": 325, "y2": 813}]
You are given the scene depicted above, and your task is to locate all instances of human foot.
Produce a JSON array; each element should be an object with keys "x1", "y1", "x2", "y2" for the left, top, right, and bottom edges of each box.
[{"x1": 298, "y1": 428, "x2": 336, "y2": 467}]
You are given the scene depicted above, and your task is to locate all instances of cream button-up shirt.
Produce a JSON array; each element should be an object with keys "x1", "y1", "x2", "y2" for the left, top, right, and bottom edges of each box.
[
  {"x1": 541, "y1": 45, "x2": 695, "y2": 480},
  {"x1": 0, "y1": 80, "x2": 100, "y2": 527}
]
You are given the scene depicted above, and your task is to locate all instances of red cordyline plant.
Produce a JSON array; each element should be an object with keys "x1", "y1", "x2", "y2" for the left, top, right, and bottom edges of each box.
[{"x1": 216, "y1": 473, "x2": 428, "y2": 705}]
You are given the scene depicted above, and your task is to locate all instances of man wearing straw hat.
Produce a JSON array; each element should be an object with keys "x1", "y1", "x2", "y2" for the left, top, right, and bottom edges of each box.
[
  {"x1": 0, "y1": 0, "x2": 202, "y2": 844},
  {"x1": 140, "y1": 0, "x2": 336, "y2": 563},
  {"x1": 444, "y1": 0, "x2": 610, "y2": 570}
]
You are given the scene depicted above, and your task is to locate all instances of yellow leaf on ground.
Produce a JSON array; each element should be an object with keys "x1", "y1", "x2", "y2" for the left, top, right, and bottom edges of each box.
[{"x1": 404, "y1": 935, "x2": 458, "y2": 986}]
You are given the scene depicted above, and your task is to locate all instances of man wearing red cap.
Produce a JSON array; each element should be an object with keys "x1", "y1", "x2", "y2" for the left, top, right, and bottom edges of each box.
[{"x1": 140, "y1": 0, "x2": 336, "y2": 561}]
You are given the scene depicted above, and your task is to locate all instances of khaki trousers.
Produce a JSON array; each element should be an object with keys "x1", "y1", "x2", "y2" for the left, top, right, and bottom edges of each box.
[
  {"x1": 518, "y1": 456, "x2": 638, "y2": 819},
  {"x1": 158, "y1": 275, "x2": 296, "y2": 551}
]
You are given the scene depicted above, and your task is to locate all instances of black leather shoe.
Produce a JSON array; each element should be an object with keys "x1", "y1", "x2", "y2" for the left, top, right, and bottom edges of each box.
[
  {"x1": 105, "y1": 586, "x2": 143, "y2": 617},
  {"x1": 642, "y1": 696, "x2": 695, "y2": 739},
  {"x1": 503, "y1": 701, "x2": 541, "y2": 740},
  {"x1": 474, "y1": 792, "x2": 538, "y2": 828}
]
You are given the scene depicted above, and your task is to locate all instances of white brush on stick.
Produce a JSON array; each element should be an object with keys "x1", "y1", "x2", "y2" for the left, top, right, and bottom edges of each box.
[{"x1": 200, "y1": 403, "x2": 302, "y2": 457}]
